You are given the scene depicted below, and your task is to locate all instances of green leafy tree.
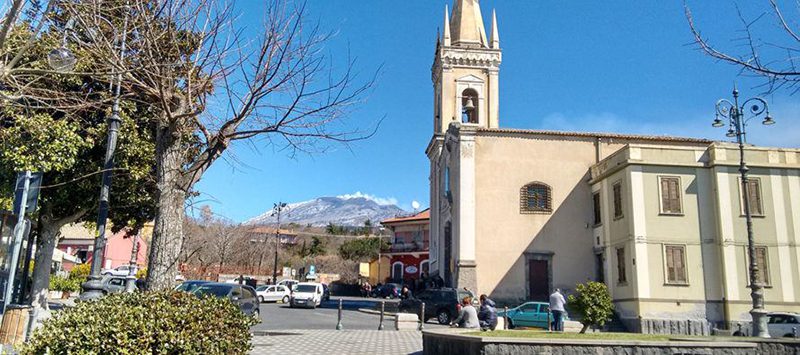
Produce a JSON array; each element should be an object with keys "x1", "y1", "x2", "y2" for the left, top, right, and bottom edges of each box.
[
  {"x1": 567, "y1": 281, "x2": 615, "y2": 333},
  {"x1": 0, "y1": 19, "x2": 157, "y2": 314},
  {"x1": 338, "y1": 237, "x2": 386, "y2": 262}
]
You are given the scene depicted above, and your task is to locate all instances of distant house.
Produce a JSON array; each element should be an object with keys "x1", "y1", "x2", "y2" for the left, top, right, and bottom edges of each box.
[
  {"x1": 247, "y1": 227, "x2": 299, "y2": 246},
  {"x1": 381, "y1": 209, "x2": 430, "y2": 285},
  {"x1": 57, "y1": 223, "x2": 150, "y2": 271}
]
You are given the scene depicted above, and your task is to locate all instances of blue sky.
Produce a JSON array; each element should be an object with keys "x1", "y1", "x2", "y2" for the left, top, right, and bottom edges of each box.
[{"x1": 194, "y1": 1, "x2": 799, "y2": 222}]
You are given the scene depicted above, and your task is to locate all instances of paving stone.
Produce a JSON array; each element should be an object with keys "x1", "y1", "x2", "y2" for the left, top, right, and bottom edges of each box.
[{"x1": 250, "y1": 329, "x2": 422, "y2": 355}]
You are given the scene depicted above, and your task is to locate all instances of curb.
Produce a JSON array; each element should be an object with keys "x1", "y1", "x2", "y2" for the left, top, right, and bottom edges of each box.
[{"x1": 357, "y1": 307, "x2": 397, "y2": 317}]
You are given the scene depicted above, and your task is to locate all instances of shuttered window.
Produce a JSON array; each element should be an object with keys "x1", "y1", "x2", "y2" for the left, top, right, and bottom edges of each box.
[
  {"x1": 755, "y1": 246, "x2": 770, "y2": 286},
  {"x1": 593, "y1": 193, "x2": 602, "y2": 225},
  {"x1": 665, "y1": 245, "x2": 687, "y2": 284},
  {"x1": 613, "y1": 182, "x2": 623, "y2": 219},
  {"x1": 616, "y1": 247, "x2": 627, "y2": 284},
  {"x1": 744, "y1": 179, "x2": 764, "y2": 216},
  {"x1": 659, "y1": 177, "x2": 682, "y2": 214},
  {"x1": 520, "y1": 182, "x2": 552, "y2": 214}
]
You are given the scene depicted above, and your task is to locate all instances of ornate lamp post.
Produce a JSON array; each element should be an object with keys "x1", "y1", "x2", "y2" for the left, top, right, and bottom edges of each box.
[{"x1": 712, "y1": 86, "x2": 775, "y2": 338}]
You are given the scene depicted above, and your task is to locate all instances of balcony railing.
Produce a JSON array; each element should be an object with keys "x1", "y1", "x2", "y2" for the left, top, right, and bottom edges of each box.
[{"x1": 388, "y1": 240, "x2": 429, "y2": 253}]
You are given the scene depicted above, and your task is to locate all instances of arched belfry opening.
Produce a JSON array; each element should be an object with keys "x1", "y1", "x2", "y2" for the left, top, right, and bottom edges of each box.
[{"x1": 461, "y1": 88, "x2": 479, "y2": 124}]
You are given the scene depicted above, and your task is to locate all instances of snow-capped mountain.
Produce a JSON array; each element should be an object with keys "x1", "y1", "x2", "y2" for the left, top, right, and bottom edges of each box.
[{"x1": 245, "y1": 196, "x2": 408, "y2": 227}]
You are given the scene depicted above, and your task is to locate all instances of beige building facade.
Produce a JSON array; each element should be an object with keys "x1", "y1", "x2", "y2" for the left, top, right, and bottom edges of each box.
[{"x1": 427, "y1": 0, "x2": 800, "y2": 334}]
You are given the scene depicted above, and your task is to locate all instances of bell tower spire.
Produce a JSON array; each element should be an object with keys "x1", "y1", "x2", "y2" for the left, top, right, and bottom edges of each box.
[
  {"x1": 432, "y1": 0, "x2": 502, "y2": 134},
  {"x1": 450, "y1": 0, "x2": 488, "y2": 47}
]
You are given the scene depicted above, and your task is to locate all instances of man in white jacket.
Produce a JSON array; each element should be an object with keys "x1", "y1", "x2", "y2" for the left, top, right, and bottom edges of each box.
[{"x1": 549, "y1": 288, "x2": 566, "y2": 332}]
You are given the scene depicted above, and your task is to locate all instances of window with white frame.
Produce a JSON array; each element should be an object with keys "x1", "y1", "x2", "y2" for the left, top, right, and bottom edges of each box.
[
  {"x1": 664, "y1": 244, "x2": 688, "y2": 284},
  {"x1": 659, "y1": 176, "x2": 683, "y2": 214}
]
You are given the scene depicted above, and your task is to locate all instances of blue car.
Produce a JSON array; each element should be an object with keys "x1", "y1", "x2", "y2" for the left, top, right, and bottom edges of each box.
[{"x1": 497, "y1": 301, "x2": 566, "y2": 329}]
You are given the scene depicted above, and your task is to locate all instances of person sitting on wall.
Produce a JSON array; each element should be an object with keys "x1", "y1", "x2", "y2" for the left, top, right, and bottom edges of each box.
[
  {"x1": 400, "y1": 284, "x2": 414, "y2": 300},
  {"x1": 478, "y1": 294, "x2": 498, "y2": 331},
  {"x1": 450, "y1": 296, "x2": 479, "y2": 329}
]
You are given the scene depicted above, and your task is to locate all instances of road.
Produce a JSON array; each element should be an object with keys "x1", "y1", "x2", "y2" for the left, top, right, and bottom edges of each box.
[{"x1": 252, "y1": 296, "x2": 448, "y2": 331}]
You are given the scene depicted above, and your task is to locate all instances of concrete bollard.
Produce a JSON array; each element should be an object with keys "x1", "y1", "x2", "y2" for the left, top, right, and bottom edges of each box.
[
  {"x1": 418, "y1": 302, "x2": 425, "y2": 331},
  {"x1": 378, "y1": 301, "x2": 385, "y2": 330},
  {"x1": 503, "y1": 306, "x2": 509, "y2": 330},
  {"x1": 335, "y1": 299, "x2": 343, "y2": 330}
]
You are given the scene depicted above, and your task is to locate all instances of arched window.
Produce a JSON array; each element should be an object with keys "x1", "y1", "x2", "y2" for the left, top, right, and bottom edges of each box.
[
  {"x1": 461, "y1": 89, "x2": 479, "y2": 124},
  {"x1": 392, "y1": 262, "x2": 404, "y2": 281},
  {"x1": 520, "y1": 182, "x2": 552, "y2": 214},
  {"x1": 420, "y1": 260, "x2": 430, "y2": 276}
]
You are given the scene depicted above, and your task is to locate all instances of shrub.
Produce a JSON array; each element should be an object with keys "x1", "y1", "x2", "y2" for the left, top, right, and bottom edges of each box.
[
  {"x1": 23, "y1": 291, "x2": 257, "y2": 354},
  {"x1": 136, "y1": 267, "x2": 147, "y2": 279},
  {"x1": 48, "y1": 275, "x2": 80, "y2": 293},
  {"x1": 567, "y1": 281, "x2": 614, "y2": 333},
  {"x1": 69, "y1": 263, "x2": 91, "y2": 281}
]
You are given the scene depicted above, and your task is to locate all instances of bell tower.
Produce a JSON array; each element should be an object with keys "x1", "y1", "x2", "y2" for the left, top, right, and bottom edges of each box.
[{"x1": 432, "y1": 0, "x2": 502, "y2": 134}]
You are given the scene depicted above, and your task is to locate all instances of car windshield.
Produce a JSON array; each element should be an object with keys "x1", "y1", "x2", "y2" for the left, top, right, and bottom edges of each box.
[
  {"x1": 256, "y1": 286, "x2": 268, "y2": 291},
  {"x1": 192, "y1": 285, "x2": 232, "y2": 297},
  {"x1": 175, "y1": 282, "x2": 206, "y2": 292},
  {"x1": 295, "y1": 285, "x2": 317, "y2": 293}
]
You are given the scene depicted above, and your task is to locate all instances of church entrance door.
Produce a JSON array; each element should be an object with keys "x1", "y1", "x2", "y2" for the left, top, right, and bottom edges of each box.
[{"x1": 528, "y1": 259, "x2": 549, "y2": 301}]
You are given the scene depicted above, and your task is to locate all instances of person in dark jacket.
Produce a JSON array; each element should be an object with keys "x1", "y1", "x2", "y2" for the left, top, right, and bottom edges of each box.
[
  {"x1": 478, "y1": 294, "x2": 498, "y2": 331},
  {"x1": 399, "y1": 285, "x2": 413, "y2": 300}
]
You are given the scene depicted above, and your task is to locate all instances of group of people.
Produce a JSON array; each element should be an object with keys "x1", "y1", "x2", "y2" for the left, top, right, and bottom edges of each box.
[{"x1": 450, "y1": 294, "x2": 498, "y2": 331}]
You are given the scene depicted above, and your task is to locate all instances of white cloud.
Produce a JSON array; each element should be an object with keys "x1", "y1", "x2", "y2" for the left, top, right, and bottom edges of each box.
[
  {"x1": 337, "y1": 191, "x2": 399, "y2": 206},
  {"x1": 542, "y1": 103, "x2": 800, "y2": 148}
]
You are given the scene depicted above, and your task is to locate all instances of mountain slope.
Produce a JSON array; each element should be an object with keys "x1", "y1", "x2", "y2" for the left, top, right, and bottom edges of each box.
[{"x1": 245, "y1": 196, "x2": 407, "y2": 227}]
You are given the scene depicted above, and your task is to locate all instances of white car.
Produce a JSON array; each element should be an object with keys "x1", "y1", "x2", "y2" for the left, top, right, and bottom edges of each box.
[
  {"x1": 101, "y1": 265, "x2": 136, "y2": 277},
  {"x1": 277, "y1": 279, "x2": 298, "y2": 290},
  {"x1": 767, "y1": 312, "x2": 800, "y2": 338},
  {"x1": 289, "y1": 282, "x2": 324, "y2": 309},
  {"x1": 255, "y1": 285, "x2": 291, "y2": 303}
]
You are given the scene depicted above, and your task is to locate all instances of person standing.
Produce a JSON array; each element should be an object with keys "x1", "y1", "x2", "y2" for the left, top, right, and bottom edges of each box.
[{"x1": 549, "y1": 288, "x2": 566, "y2": 332}]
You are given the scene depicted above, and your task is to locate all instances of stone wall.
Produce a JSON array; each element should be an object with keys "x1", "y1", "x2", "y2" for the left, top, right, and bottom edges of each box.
[
  {"x1": 621, "y1": 317, "x2": 712, "y2": 336},
  {"x1": 422, "y1": 329, "x2": 800, "y2": 355}
]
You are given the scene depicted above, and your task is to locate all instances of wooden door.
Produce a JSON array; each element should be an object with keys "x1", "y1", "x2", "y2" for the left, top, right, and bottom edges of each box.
[{"x1": 528, "y1": 260, "x2": 549, "y2": 301}]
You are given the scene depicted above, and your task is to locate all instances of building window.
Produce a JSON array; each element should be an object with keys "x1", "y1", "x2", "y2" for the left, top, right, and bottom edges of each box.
[
  {"x1": 420, "y1": 260, "x2": 429, "y2": 276},
  {"x1": 392, "y1": 262, "x2": 404, "y2": 281},
  {"x1": 659, "y1": 176, "x2": 683, "y2": 215},
  {"x1": 616, "y1": 247, "x2": 627, "y2": 284},
  {"x1": 592, "y1": 192, "x2": 602, "y2": 225},
  {"x1": 741, "y1": 178, "x2": 764, "y2": 216},
  {"x1": 520, "y1": 182, "x2": 552, "y2": 214},
  {"x1": 443, "y1": 167, "x2": 451, "y2": 201},
  {"x1": 664, "y1": 245, "x2": 688, "y2": 284},
  {"x1": 613, "y1": 182, "x2": 623, "y2": 219},
  {"x1": 754, "y1": 246, "x2": 770, "y2": 286},
  {"x1": 461, "y1": 88, "x2": 479, "y2": 124}
]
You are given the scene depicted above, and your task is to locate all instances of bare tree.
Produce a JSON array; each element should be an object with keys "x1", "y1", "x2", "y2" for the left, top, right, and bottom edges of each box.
[
  {"x1": 686, "y1": 0, "x2": 800, "y2": 93},
  {"x1": 58, "y1": 0, "x2": 377, "y2": 289}
]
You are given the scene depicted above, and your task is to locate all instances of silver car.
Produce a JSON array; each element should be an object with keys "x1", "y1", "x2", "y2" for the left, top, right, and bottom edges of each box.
[
  {"x1": 102, "y1": 275, "x2": 128, "y2": 294},
  {"x1": 767, "y1": 312, "x2": 800, "y2": 338}
]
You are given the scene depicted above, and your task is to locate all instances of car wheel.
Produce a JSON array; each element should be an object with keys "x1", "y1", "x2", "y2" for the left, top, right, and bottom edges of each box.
[
  {"x1": 282, "y1": 295, "x2": 289, "y2": 303},
  {"x1": 258, "y1": 296, "x2": 264, "y2": 303},
  {"x1": 732, "y1": 330, "x2": 743, "y2": 336},
  {"x1": 508, "y1": 319, "x2": 515, "y2": 330},
  {"x1": 252, "y1": 308, "x2": 260, "y2": 320},
  {"x1": 784, "y1": 333, "x2": 796, "y2": 338},
  {"x1": 436, "y1": 309, "x2": 451, "y2": 325}
]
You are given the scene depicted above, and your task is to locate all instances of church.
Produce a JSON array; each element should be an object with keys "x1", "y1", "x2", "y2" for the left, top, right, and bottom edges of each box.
[{"x1": 426, "y1": 0, "x2": 800, "y2": 334}]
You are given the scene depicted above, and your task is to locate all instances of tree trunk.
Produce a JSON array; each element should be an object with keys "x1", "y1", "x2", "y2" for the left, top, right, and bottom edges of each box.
[
  {"x1": 146, "y1": 125, "x2": 187, "y2": 290},
  {"x1": 30, "y1": 222, "x2": 59, "y2": 312},
  {"x1": 579, "y1": 323, "x2": 589, "y2": 334}
]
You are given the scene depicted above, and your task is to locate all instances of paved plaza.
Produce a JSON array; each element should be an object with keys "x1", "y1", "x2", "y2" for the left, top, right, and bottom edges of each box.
[{"x1": 250, "y1": 330, "x2": 423, "y2": 355}]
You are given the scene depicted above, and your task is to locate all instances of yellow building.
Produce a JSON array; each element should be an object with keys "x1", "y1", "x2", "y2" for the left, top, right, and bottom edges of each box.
[{"x1": 427, "y1": 0, "x2": 800, "y2": 335}]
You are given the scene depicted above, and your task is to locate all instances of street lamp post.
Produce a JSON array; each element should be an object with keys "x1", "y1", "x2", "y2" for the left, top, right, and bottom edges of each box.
[
  {"x1": 712, "y1": 85, "x2": 776, "y2": 338},
  {"x1": 80, "y1": 11, "x2": 131, "y2": 300},
  {"x1": 272, "y1": 202, "x2": 287, "y2": 285}
]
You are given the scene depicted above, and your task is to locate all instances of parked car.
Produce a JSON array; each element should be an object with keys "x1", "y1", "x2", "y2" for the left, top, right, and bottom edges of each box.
[
  {"x1": 371, "y1": 283, "x2": 401, "y2": 299},
  {"x1": 398, "y1": 287, "x2": 476, "y2": 325},
  {"x1": 767, "y1": 312, "x2": 800, "y2": 338},
  {"x1": 191, "y1": 282, "x2": 260, "y2": 318},
  {"x1": 102, "y1": 265, "x2": 136, "y2": 277},
  {"x1": 175, "y1": 280, "x2": 211, "y2": 293},
  {"x1": 496, "y1": 301, "x2": 562, "y2": 329},
  {"x1": 290, "y1": 282, "x2": 325, "y2": 309},
  {"x1": 102, "y1": 275, "x2": 128, "y2": 294},
  {"x1": 256, "y1": 284, "x2": 291, "y2": 303}
]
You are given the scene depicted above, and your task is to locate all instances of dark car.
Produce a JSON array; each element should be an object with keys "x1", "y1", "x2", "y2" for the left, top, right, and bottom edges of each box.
[
  {"x1": 398, "y1": 287, "x2": 475, "y2": 325},
  {"x1": 174, "y1": 280, "x2": 211, "y2": 293},
  {"x1": 191, "y1": 282, "x2": 260, "y2": 319},
  {"x1": 371, "y1": 283, "x2": 401, "y2": 299}
]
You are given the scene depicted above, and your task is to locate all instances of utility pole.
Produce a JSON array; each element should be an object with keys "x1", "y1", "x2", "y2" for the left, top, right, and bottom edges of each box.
[{"x1": 272, "y1": 202, "x2": 287, "y2": 285}]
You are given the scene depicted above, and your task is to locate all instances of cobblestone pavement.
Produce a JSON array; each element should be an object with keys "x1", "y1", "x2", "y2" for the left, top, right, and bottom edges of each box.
[{"x1": 250, "y1": 330, "x2": 423, "y2": 355}]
